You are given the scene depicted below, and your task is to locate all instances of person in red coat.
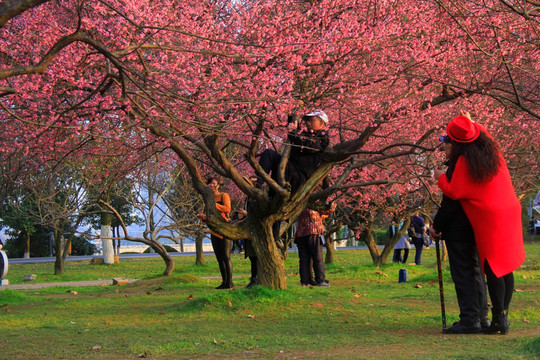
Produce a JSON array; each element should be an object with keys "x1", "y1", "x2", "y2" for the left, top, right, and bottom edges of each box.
[{"x1": 434, "y1": 113, "x2": 525, "y2": 335}]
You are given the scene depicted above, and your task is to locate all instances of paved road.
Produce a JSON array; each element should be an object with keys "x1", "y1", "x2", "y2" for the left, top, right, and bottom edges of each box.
[
  {"x1": 7, "y1": 246, "x2": 366, "y2": 264},
  {"x1": 7, "y1": 251, "x2": 216, "y2": 264},
  {"x1": 1, "y1": 278, "x2": 140, "y2": 290}
]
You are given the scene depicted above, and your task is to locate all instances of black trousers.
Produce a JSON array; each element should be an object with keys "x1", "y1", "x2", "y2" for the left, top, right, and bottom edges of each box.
[
  {"x1": 411, "y1": 237, "x2": 424, "y2": 265},
  {"x1": 392, "y1": 249, "x2": 409, "y2": 263},
  {"x1": 484, "y1": 260, "x2": 514, "y2": 311},
  {"x1": 249, "y1": 256, "x2": 258, "y2": 278},
  {"x1": 259, "y1": 148, "x2": 304, "y2": 194},
  {"x1": 296, "y1": 234, "x2": 325, "y2": 284},
  {"x1": 211, "y1": 234, "x2": 233, "y2": 286},
  {"x1": 259, "y1": 149, "x2": 281, "y2": 179},
  {"x1": 446, "y1": 241, "x2": 489, "y2": 324}
]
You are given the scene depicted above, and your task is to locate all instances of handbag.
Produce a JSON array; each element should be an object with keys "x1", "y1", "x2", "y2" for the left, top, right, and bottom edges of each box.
[{"x1": 422, "y1": 232, "x2": 432, "y2": 247}]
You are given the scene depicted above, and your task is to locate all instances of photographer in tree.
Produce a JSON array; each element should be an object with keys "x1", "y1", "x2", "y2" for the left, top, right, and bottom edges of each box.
[
  {"x1": 257, "y1": 110, "x2": 330, "y2": 245},
  {"x1": 258, "y1": 110, "x2": 330, "y2": 194}
]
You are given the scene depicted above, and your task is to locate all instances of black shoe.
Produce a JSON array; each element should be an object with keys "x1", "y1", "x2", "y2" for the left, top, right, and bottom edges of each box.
[
  {"x1": 245, "y1": 277, "x2": 257, "y2": 289},
  {"x1": 301, "y1": 283, "x2": 312, "y2": 288},
  {"x1": 452, "y1": 319, "x2": 491, "y2": 329},
  {"x1": 444, "y1": 322, "x2": 482, "y2": 334},
  {"x1": 308, "y1": 279, "x2": 317, "y2": 286},
  {"x1": 215, "y1": 283, "x2": 226, "y2": 289},
  {"x1": 485, "y1": 310, "x2": 509, "y2": 335}
]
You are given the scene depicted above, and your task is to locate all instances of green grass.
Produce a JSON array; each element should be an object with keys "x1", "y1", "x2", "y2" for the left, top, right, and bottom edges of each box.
[{"x1": 0, "y1": 243, "x2": 539, "y2": 359}]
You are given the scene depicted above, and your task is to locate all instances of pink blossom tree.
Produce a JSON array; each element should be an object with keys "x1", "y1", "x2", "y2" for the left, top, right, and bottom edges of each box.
[{"x1": 1, "y1": 0, "x2": 538, "y2": 288}]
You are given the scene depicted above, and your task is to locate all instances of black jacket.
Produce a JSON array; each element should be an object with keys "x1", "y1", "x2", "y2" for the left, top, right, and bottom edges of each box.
[
  {"x1": 286, "y1": 128, "x2": 329, "y2": 192},
  {"x1": 432, "y1": 162, "x2": 474, "y2": 243},
  {"x1": 433, "y1": 195, "x2": 475, "y2": 243}
]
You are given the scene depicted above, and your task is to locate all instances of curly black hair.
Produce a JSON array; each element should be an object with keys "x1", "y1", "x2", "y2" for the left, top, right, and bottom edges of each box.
[{"x1": 448, "y1": 131, "x2": 501, "y2": 183}]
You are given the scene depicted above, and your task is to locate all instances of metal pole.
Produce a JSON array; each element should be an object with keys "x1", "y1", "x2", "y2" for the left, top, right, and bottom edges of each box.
[{"x1": 435, "y1": 238, "x2": 447, "y2": 332}]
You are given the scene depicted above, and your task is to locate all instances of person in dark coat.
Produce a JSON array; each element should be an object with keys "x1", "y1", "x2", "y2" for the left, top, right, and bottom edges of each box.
[
  {"x1": 410, "y1": 212, "x2": 426, "y2": 265},
  {"x1": 258, "y1": 110, "x2": 330, "y2": 194},
  {"x1": 258, "y1": 110, "x2": 330, "y2": 244},
  {"x1": 430, "y1": 135, "x2": 490, "y2": 334},
  {"x1": 237, "y1": 176, "x2": 260, "y2": 288}
]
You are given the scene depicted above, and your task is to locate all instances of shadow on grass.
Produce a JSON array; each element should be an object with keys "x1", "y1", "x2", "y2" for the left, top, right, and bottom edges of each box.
[{"x1": 178, "y1": 285, "x2": 297, "y2": 313}]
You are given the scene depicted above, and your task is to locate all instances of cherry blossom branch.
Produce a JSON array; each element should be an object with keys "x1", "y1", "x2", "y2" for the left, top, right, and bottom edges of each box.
[{"x1": 0, "y1": 31, "x2": 125, "y2": 96}]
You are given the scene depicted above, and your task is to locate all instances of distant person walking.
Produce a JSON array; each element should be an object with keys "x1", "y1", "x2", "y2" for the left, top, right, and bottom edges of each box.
[{"x1": 434, "y1": 112, "x2": 526, "y2": 334}]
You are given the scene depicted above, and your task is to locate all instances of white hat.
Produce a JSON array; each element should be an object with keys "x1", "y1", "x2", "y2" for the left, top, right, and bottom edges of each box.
[{"x1": 304, "y1": 110, "x2": 328, "y2": 124}]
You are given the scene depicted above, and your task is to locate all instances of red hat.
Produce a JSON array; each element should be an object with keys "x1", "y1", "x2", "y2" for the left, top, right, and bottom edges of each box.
[{"x1": 446, "y1": 116, "x2": 481, "y2": 143}]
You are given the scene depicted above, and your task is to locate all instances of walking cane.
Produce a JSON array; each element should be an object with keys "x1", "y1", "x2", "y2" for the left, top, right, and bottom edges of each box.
[{"x1": 435, "y1": 237, "x2": 447, "y2": 333}]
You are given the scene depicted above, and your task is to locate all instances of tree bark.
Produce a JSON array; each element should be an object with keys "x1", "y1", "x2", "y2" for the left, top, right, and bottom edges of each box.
[
  {"x1": 23, "y1": 230, "x2": 30, "y2": 259},
  {"x1": 149, "y1": 241, "x2": 174, "y2": 275},
  {"x1": 53, "y1": 229, "x2": 63, "y2": 275},
  {"x1": 0, "y1": 0, "x2": 51, "y2": 28},
  {"x1": 250, "y1": 219, "x2": 286, "y2": 289},
  {"x1": 101, "y1": 212, "x2": 114, "y2": 264},
  {"x1": 195, "y1": 233, "x2": 205, "y2": 266},
  {"x1": 362, "y1": 228, "x2": 382, "y2": 265},
  {"x1": 324, "y1": 241, "x2": 334, "y2": 264}
]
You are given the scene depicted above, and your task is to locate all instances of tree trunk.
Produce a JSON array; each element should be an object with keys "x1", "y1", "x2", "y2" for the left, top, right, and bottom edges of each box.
[
  {"x1": 101, "y1": 211, "x2": 114, "y2": 264},
  {"x1": 112, "y1": 227, "x2": 117, "y2": 256},
  {"x1": 362, "y1": 228, "x2": 383, "y2": 265},
  {"x1": 23, "y1": 231, "x2": 30, "y2": 259},
  {"x1": 250, "y1": 220, "x2": 286, "y2": 289},
  {"x1": 195, "y1": 233, "x2": 205, "y2": 266},
  {"x1": 149, "y1": 242, "x2": 174, "y2": 275},
  {"x1": 54, "y1": 252, "x2": 64, "y2": 275},
  {"x1": 53, "y1": 230, "x2": 63, "y2": 275},
  {"x1": 324, "y1": 241, "x2": 334, "y2": 264}
]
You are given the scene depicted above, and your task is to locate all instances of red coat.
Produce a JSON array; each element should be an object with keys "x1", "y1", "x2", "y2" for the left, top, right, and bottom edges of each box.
[{"x1": 438, "y1": 156, "x2": 525, "y2": 277}]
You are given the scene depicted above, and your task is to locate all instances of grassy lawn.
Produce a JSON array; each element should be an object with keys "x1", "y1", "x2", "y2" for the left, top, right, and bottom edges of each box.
[{"x1": 0, "y1": 243, "x2": 539, "y2": 359}]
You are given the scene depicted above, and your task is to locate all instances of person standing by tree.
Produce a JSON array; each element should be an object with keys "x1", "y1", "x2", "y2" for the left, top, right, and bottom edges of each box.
[
  {"x1": 409, "y1": 211, "x2": 426, "y2": 265},
  {"x1": 295, "y1": 202, "x2": 336, "y2": 287},
  {"x1": 198, "y1": 177, "x2": 233, "y2": 289},
  {"x1": 430, "y1": 134, "x2": 490, "y2": 334},
  {"x1": 391, "y1": 222, "x2": 410, "y2": 264},
  {"x1": 235, "y1": 176, "x2": 260, "y2": 288},
  {"x1": 434, "y1": 113, "x2": 526, "y2": 335}
]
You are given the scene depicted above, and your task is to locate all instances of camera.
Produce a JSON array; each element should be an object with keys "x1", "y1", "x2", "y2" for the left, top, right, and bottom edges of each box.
[{"x1": 287, "y1": 114, "x2": 299, "y2": 124}]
